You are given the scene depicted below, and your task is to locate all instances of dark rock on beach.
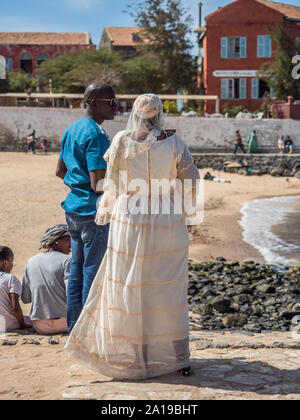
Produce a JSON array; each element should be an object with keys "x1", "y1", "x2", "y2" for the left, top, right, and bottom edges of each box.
[
  {"x1": 1, "y1": 339, "x2": 18, "y2": 346},
  {"x1": 22, "y1": 338, "x2": 41, "y2": 345},
  {"x1": 188, "y1": 260, "x2": 300, "y2": 333},
  {"x1": 193, "y1": 154, "x2": 300, "y2": 178},
  {"x1": 48, "y1": 337, "x2": 60, "y2": 345},
  {"x1": 211, "y1": 296, "x2": 233, "y2": 314}
]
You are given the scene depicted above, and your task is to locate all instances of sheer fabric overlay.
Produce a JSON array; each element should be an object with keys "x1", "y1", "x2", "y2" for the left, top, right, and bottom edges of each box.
[{"x1": 65, "y1": 128, "x2": 200, "y2": 380}]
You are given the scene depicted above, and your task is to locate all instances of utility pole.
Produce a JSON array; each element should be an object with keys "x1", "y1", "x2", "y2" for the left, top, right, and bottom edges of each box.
[{"x1": 199, "y1": 2, "x2": 203, "y2": 27}]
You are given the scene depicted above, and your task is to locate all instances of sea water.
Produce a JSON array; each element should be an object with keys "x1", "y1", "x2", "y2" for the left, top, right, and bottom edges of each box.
[{"x1": 239, "y1": 196, "x2": 300, "y2": 266}]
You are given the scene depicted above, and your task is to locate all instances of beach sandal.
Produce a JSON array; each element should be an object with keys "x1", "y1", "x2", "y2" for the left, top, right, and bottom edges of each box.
[{"x1": 179, "y1": 366, "x2": 192, "y2": 377}]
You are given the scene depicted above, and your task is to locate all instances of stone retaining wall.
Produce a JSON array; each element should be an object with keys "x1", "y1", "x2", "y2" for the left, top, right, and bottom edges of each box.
[
  {"x1": 193, "y1": 153, "x2": 300, "y2": 178},
  {"x1": 0, "y1": 107, "x2": 300, "y2": 151}
]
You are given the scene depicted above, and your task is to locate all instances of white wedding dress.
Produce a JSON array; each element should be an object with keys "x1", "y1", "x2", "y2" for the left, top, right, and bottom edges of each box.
[{"x1": 65, "y1": 130, "x2": 200, "y2": 380}]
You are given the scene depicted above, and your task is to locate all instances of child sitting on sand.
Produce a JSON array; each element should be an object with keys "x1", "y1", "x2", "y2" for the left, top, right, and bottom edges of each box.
[{"x1": 0, "y1": 246, "x2": 32, "y2": 333}]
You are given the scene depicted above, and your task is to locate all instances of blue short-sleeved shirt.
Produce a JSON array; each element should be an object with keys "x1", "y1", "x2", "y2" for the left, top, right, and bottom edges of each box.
[{"x1": 59, "y1": 117, "x2": 110, "y2": 216}]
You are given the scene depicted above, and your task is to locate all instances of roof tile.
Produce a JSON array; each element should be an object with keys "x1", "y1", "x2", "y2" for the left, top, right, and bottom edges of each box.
[
  {"x1": 105, "y1": 27, "x2": 142, "y2": 47},
  {"x1": 257, "y1": 0, "x2": 300, "y2": 20},
  {"x1": 0, "y1": 32, "x2": 91, "y2": 45}
]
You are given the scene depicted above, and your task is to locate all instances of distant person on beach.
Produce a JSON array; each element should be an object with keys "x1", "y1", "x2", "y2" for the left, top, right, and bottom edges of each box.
[
  {"x1": 41, "y1": 139, "x2": 49, "y2": 154},
  {"x1": 21, "y1": 225, "x2": 71, "y2": 335},
  {"x1": 0, "y1": 246, "x2": 32, "y2": 333},
  {"x1": 25, "y1": 129, "x2": 36, "y2": 155},
  {"x1": 284, "y1": 136, "x2": 293, "y2": 154},
  {"x1": 233, "y1": 130, "x2": 246, "y2": 154},
  {"x1": 56, "y1": 82, "x2": 117, "y2": 332},
  {"x1": 278, "y1": 136, "x2": 285, "y2": 154},
  {"x1": 247, "y1": 130, "x2": 258, "y2": 154}
]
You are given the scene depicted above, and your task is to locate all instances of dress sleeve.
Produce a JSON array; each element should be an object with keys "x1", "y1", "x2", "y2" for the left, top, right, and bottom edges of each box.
[
  {"x1": 175, "y1": 137, "x2": 202, "y2": 226},
  {"x1": 95, "y1": 132, "x2": 123, "y2": 225},
  {"x1": 176, "y1": 138, "x2": 200, "y2": 182}
]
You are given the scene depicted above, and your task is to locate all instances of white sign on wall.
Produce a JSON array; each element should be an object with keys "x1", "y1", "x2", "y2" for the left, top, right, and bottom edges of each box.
[
  {"x1": 0, "y1": 56, "x2": 6, "y2": 79},
  {"x1": 213, "y1": 70, "x2": 258, "y2": 78}
]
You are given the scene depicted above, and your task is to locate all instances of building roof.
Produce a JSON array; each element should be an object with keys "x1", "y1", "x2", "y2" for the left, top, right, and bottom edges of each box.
[
  {"x1": 104, "y1": 27, "x2": 143, "y2": 47},
  {"x1": 194, "y1": 27, "x2": 207, "y2": 33},
  {"x1": 0, "y1": 32, "x2": 92, "y2": 45},
  {"x1": 205, "y1": 0, "x2": 300, "y2": 23},
  {"x1": 257, "y1": 0, "x2": 300, "y2": 20}
]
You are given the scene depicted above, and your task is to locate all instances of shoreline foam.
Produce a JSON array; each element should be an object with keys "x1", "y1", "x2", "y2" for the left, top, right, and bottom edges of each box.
[{"x1": 239, "y1": 196, "x2": 300, "y2": 266}]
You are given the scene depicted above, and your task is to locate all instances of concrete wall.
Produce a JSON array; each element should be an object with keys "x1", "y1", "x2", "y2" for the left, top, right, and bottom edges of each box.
[{"x1": 0, "y1": 107, "x2": 300, "y2": 150}]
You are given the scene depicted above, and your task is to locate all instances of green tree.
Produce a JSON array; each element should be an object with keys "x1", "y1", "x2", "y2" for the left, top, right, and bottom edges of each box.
[
  {"x1": 259, "y1": 25, "x2": 300, "y2": 100},
  {"x1": 7, "y1": 71, "x2": 33, "y2": 92},
  {"x1": 222, "y1": 102, "x2": 251, "y2": 118},
  {"x1": 128, "y1": 0, "x2": 197, "y2": 93},
  {"x1": 38, "y1": 48, "x2": 125, "y2": 93},
  {"x1": 120, "y1": 53, "x2": 162, "y2": 93},
  {"x1": 163, "y1": 100, "x2": 178, "y2": 114}
]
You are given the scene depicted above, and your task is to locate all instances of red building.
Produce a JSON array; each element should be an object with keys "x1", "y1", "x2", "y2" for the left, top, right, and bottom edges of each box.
[
  {"x1": 0, "y1": 32, "x2": 93, "y2": 74},
  {"x1": 196, "y1": 0, "x2": 300, "y2": 113}
]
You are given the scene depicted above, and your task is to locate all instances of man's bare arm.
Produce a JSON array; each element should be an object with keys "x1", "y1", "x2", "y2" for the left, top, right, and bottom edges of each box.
[
  {"x1": 56, "y1": 159, "x2": 67, "y2": 180},
  {"x1": 89, "y1": 169, "x2": 106, "y2": 194}
]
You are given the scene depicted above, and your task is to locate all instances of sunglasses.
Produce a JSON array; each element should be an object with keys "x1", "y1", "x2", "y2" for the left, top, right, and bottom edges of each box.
[{"x1": 93, "y1": 98, "x2": 119, "y2": 108}]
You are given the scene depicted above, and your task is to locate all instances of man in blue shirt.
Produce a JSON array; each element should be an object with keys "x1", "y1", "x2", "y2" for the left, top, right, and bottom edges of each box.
[{"x1": 56, "y1": 82, "x2": 118, "y2": 331}]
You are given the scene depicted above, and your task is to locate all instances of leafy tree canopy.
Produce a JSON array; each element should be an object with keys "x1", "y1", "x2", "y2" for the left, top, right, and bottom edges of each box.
[
  {"x1": 128, "y1": 0, "x2": 197, "y2": 93},
  {"x1": 121, "y1": 53, "x2": 162, "y2": 93},
  {"x1": 259, "y1": 25, "x2": 300, "y2": 100},
  {"x1": 38, "y1": 48, "x2": 125, "y2": 93},
  {"x1": 6, "y1": 71, "x2": 38, "y2": 92}
]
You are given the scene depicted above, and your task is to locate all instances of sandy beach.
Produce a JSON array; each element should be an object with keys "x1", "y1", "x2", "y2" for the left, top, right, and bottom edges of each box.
[{"x1": 1, "y1": 151, "x2": 300, "y2": 400}]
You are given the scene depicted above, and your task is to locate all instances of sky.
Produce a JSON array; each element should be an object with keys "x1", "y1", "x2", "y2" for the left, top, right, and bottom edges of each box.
[{"x1": 0, "y1": 0, "x2": 299, "y2": 55}]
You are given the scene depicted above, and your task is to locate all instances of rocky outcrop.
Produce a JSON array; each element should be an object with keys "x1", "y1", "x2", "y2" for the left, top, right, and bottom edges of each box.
[
  {"x1": 188, "y1": 260, "x2": 300, "y2": 333},
  {"x1": 193, "y1": 154, "x2": 300, "y2": 178}
]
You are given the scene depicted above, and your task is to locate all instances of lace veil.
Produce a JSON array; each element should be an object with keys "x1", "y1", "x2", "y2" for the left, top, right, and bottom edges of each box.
[{"x1": 95, "y1": 94, "x2": 165, "y2": 225}]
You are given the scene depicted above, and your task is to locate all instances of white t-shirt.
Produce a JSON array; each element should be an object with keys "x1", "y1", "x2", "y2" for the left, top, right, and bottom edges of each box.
[{"x1": 0, "y1": 272, "x2": 22, "y2": 333}]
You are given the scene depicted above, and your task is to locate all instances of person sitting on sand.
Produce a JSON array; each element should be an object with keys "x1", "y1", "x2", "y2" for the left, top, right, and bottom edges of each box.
[
  {"x1": 41, "y1": 139, "x2": 49, "y2": 154},
  {"x1": 284, "y1": 136, "x2": 293, "y2": 154},
  {"x1": 278, "y1": 136, "x2": 285, "y2": 154},
  {"x1": 0, "y1": 246, "x2": 32, "y2": 333},
  {"x1": 21, "y1": 225, "x2": 71, "y2": 335}
]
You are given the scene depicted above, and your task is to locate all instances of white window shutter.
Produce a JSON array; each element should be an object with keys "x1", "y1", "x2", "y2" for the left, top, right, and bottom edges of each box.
[
  {"x1": 240, "y1": 37, "x2": 247, "y2": 58},
  {"x1": 266, "y1": 35, "x2": 272, "y2": 57},
  {"x1": 221, "y1": 79, "x2": 229, "y2": 99},
  {"x1": 270, "y1": 86, "x2": 275, "y2": 98},
  {"x1": 6, "y1": 58, "x2": 13, "y2": 73},
  {"x1": 239, "y1": 78, "x2": 247, "y2": 99},
  {"x1": 221, "y1": 37, "x2": 228, "y2": 58},
  {"x1": 252, "y1": 78, "x2": 259, "y2": 99},
  {"x1": 257, "y1": 36, "x2": 264, "y2": 58}
]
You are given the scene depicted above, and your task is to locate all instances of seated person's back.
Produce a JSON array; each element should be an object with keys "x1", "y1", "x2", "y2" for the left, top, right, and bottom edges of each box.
[{"x1": 22, "y1": 224, "x2": 71, "y2": 334}]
